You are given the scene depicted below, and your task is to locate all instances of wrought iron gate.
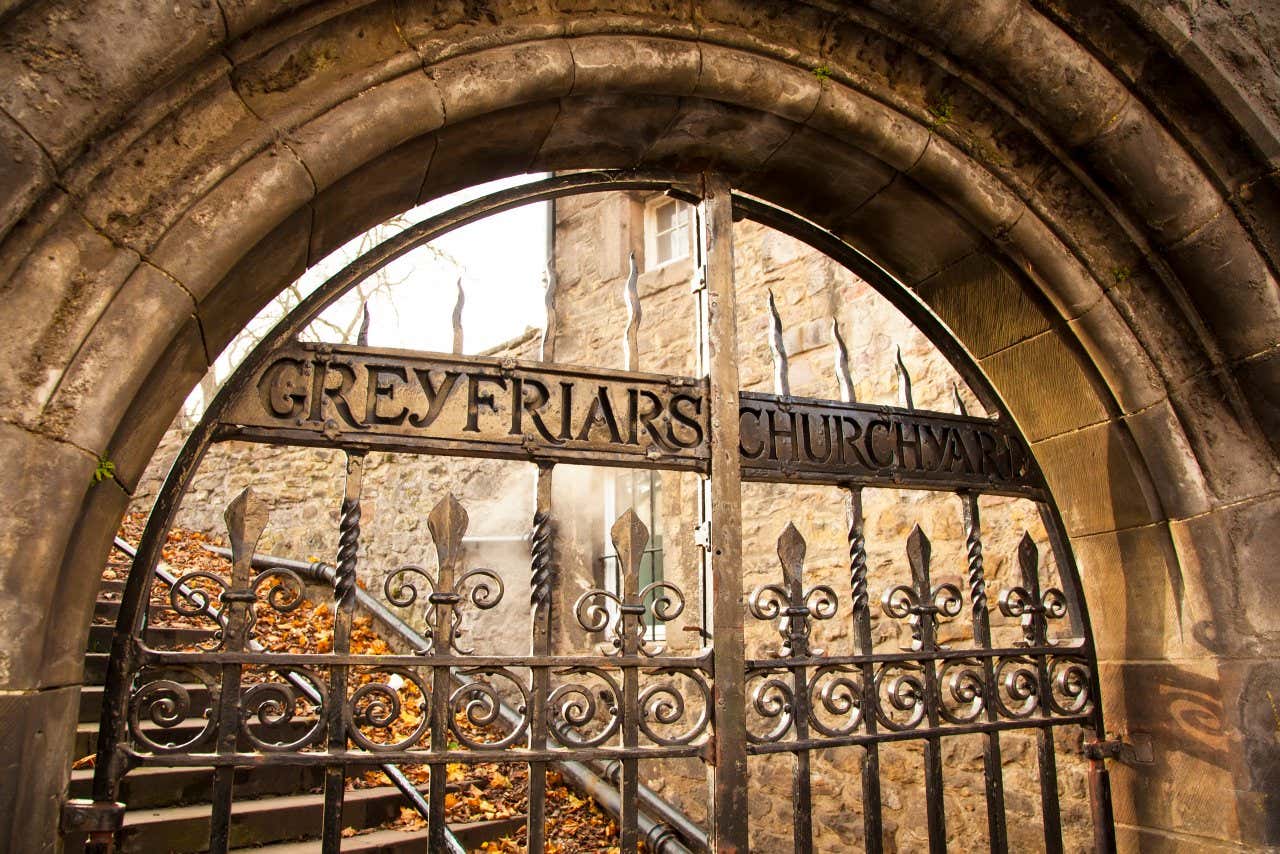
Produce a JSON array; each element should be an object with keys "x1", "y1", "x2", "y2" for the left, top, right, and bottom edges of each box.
[{"x1": 77, "y1": 171, "x2": 1115, "y2": 853}]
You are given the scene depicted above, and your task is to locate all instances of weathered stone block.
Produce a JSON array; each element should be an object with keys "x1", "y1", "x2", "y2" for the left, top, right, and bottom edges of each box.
[
  {"x1": 807, "y1": 83, "x2": 929, "y2": 174},
  {"x1": 694, "y1": 0, "x2": 830, "y2": 64},
  {"x1": 0, "y1": 211, "x2": 140, "y2": 428},
  {"x1": 915, "y1": 252, "x2": 1051, "y2": 359},
  {"x1": 0, "y1": 423, "x2": 95, "y2": 689},
  {"x1": 78, "y1": 74, "x2": 272, "y2": 254},
  {"x1": 905, "y1": 133, "x2": 1025, "y2": 239},
  {"x1": 1085, "y1": 97, "x2": 1224, "y2": 246},
  {"x1": 36, "y1": 263, "x2": 194, "y2": 458},
  {"x1": 39, "y1": 477, "x2": 128, "y2": 690},
  {"x1": 105, "y1": 316, "x2": 208, "y2": 494},
  {"x1": 641, "y1": 99, "x2": 795, "y2": 175},
  {"x1": 1235, "y1": 348, "x2": 1280, "y2": 457},
  {"x1": 199, "y1": 207, "x2": 311, "y2": 358},
  {"x1": 419, "y1": 102, "x2": 560, "y2": 201},
  {"x1": 230, "y1": 1, "x2": 420, "y2": 132},
  {"x1": 534, "y1": 94, "x2": 680, "y2": 171},
  {"x1": 836, "y1": 176, "x2": 981, "y2": 286},
  {"x1": 1168, "y1": 368, "x2": 1280, "y2": 506},
  {"x1": 427, "y1": 41, "x2": 574, "y2": 127},
  {"x1": 0, "y1": 110, "x2": 53, "y2": 245},
  {"x1": 1165, "y1": 210, "x2": 1280, "y2": 363},
  {"x1": 0, "y1": 0, "x2": 225, "y2": 165},
  {"x1": 395, "y1": 0, "x2": 562, "y2": 64},
  {"x1": 0, "y1": 685, "x2": 80, "y2": 853},
  {"x1": 980, "y1": 328, "x2": 1112, "y2": 442},
  {"x1": 695, "y1": 43, "x2": 822, "y2": 124},
  {"x1": 148, "y1": 144, "x2": 315, "y2": 302},
  {"x1": 992, "y1": 208, "x2": 1103, "y2": 320},
  {"x1": 569, "y1": 35, "x2": 699, "y2": 97},
  {"x1": 1068, "y1": 296, "x2": 1166, "y2": 413},
  {"x1": 1105, "y1": 267, "x2": 1212, "y2": 388},
  {"x1": 1033, "y1": 420, "x2": 1159, "y2": 536},
  {"x1": 308, "y1": 132, "x2": 437, "y2": 262},
  {"x1": 1073, "y1": 523, "x2": 1203, "y2": 662},
  {"x1": 1122, "y1": 400, "x2": 1213, "y2": 521}
]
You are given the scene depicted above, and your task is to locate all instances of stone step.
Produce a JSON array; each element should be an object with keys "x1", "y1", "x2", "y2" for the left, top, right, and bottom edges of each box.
[
  {"x1": 236, "y1": 816, "x2": 527, "y2": 853},
  {"x1": 74, "y1": 713, "x2": 322, "y2": 759},
  {"x1": 99, "y1": 579, "x2": 126, "y2": 596},
  {"x1": 79, "y1": 683, "x2": 212, "y2": 724},
  {"x1": 87, "y1": 624, "x2": 218, "y2": 654},
  {"x1": 69, "y1": 764, "x2": 327, "y2": 810},
  {"x1": 93, "y1": 599, "x2": 189, "y2": 624},
  {"x1": 81, "y1": 653, "x2": 198, "y2": 687},
  {"x1": 64, "y1": 785, "x2": 422, "y2": 854}
]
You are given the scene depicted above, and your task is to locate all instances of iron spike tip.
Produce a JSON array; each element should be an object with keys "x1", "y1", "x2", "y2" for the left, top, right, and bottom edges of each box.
[
  {"x1": 357, "y1": 302, "x2": 371, "y2": 347},
  {"x1": 610, "y1": 508, "x2": 650, "y2": 568},
  {"x1": 428, "y1": 493, "x2": 470, "y2": 554},
  {"x1": 894, "y1": 345, "x2": 914, "y2": 410},
  {"x1": 777, "y1": 522, "x2": 807, "y2": 570},
  {"x1": 952, "y1": 382, "x2": 968, "y2": 416},
  {"x1": 831, "y1": 317, "x2": 855, "y2": 403},
  {"x1": 1018, "y1": 530, "x2": 1038, "y2": 561},
  {"x1": 767, "y1": 290, "x2": 790, "y2": 397}
]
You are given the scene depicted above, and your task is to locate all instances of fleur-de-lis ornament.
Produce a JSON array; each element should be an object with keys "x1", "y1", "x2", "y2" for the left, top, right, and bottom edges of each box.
[
  {"x1": 880, "y1": 525, "x2": 962, "y2": 652},
  {"x1": 574, "y1": 509, "x2": 685, "y2": 656},
  {"x1": 998, "y1": 533, "x2": 1067, "y2": 647},
  {"x1": 748, "y1": 523, "x2": 839, "y2": 658},
  {"x1": 382, "y1": 493, "x2": 504, "y2": 654}
]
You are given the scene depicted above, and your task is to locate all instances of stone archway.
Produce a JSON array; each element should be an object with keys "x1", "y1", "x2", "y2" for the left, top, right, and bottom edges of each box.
[{"x1": 0, "y1": 2, "x2": 1276, "y2": 850}]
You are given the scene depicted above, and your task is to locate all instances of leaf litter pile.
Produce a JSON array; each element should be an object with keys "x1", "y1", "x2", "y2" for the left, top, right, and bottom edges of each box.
[{"x1": 90, "y1": 512, "x2": 631, "y2": 852}]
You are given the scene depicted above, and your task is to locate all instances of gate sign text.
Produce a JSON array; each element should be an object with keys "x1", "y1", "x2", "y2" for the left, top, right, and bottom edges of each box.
[{"x1": 223, "y1": 344, "x2": 1040, "y2": 496}]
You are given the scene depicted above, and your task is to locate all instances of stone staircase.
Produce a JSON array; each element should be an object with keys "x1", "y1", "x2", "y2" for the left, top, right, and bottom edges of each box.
[{"x1": 66, "y1": 580, "x2": 527, "y2": 853}]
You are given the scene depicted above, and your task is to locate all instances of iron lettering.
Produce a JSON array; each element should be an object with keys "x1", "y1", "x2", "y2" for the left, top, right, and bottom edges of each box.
[{"x1": 230, "y1": 344, "x2": 1038, "y2": 494}]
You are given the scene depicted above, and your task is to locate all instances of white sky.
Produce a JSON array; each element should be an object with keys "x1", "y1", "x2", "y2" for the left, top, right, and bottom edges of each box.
[
  {"x1": 304, "y1": 173, "x2": 551, "y2": 354},
  {"x1": 189, "y1": 174, "x2": 551, "y2": 418}
]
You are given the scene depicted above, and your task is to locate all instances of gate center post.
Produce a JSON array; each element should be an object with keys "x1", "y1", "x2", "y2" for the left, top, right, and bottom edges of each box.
[{"x1": 696, "y1": 173, "x2": 750, "y2": 853}]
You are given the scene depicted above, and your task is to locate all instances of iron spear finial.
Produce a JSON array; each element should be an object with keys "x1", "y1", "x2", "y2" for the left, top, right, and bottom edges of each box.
[
  {"x1": 768, "y1": 289, "x2": 790, "y2": 397},
  {"x1": 895, "y1": 346, "x2": 914, "y2": 410},
  {"x1": 831, "y1": 317, "x2": 855, "y2": 403},
  {"x1": 356, "y1": 302, "x2": 371, "y2": 347},
  {"x1": 451, "y1": 276, "x2": 465, "y2": 355},
  {"x1": 540, "y1": 264, "x2": 558, "y2": 363},
  {"x1": 623, "y1": 251, "x2": 640, "y2": 371}
]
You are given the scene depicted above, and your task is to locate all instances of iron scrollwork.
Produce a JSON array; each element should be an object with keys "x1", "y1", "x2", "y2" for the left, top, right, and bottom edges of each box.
[{"x1": 382, "y1": 495, "x2": 505, "y2": 654}]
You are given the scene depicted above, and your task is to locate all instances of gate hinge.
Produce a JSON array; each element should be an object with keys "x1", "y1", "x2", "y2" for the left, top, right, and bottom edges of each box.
[
  {"x1": 693, "y1": 521, "x2": 711, "y2": 549},
  {"x1": 1085, "y1": 733, "x2": 1153, "y2": 765},
  {"x1": 61, "y1": 798, "x2": 126, "y2": 836},
  {"x1": 690, "y1": 268, "x2": 706, "y2": 294}
]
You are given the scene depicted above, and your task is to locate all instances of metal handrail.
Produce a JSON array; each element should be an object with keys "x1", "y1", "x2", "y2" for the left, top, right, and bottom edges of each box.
[
  {"x1": 202, "y1": 543, "x2": 708, "y2": 853},
  {"x1": 110, "y1": 538, "x2": 467, "y2": 854}
]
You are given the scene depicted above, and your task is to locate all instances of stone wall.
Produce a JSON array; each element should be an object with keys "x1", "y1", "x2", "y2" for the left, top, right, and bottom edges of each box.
[{"x1": 132, "y1": 190, "x2": 1094, "y2": 851}]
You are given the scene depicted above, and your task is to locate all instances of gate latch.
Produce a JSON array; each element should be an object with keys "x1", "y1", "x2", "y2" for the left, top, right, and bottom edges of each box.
[
  {"x1": 1085, "y1": 733, "x2": 1154, "y2": 765},
  {"x1": 61, "y1": 799, "x2": 125, "y2": 841}
]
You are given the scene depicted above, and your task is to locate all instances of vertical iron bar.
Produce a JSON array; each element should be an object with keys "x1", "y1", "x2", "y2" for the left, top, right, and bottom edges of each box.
[
  {"x1": 960, "y1": 494, "x2": 1009, "y2": 853},
  {"x1": 527, "y1": 463, "x2": 555, "y2": 854},
  {"x1": 322, "y1": 451, "x2": 364, "y2": 853},
  {"x1": 1015, "y1": 536, "x2": 1064, "y2": 854},
  {"x1": 210, "y1": 489, "x2": 270, "y2": 854},
  {"x1": 834, "y1": 319, "x2": 883, "y2": 854},
  {"x1": 776, "y1": 527, "x2": 813, "y2": 854},
  {"x1": 845, "y1": 488, "x2": 884, "y2": 854},
  {"x1": 427, "y1": 495, "x2": 468, "y2": 852},
  {"x1": 1089, "y1": 756, "x2": 1117, "y2": 853},
  {"x1": 613, "y1": 511, "x2": 649, "y2": 852},
  {"x1": 696, "y1": 173, "x2": 749, "y2": 853},
  {"x1": 905, "y1": 528, "x2": 948, "y2": 854}
]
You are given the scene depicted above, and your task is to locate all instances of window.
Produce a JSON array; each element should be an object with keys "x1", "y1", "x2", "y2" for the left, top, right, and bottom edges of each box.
[
  {"x1": 644, "y1": 196, "x2": 692, "y2": 269},
  {"x1": 600, "y1": 470, "x2": 665, "y2": 642}
]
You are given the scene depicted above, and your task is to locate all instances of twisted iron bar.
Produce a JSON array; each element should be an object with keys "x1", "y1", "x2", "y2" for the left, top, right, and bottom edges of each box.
[
  {"x1": 848, "y1": 504, "x2": 869, "y2": 618},
  {"x1": 530, "y1": 508, "x2": 554, "y2": 609},
  {"x1": 335, "y1": 460, "x2": 364, "y2": 611}
]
